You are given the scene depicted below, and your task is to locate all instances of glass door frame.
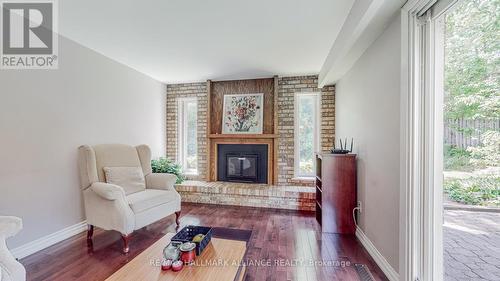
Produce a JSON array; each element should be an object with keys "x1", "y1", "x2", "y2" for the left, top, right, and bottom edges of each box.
[{"x1": 400, "y1": 0, "x2": 458, "y2": 280}]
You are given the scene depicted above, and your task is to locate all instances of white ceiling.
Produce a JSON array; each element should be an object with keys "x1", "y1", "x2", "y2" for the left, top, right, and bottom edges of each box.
[{"x1": 59, "y1": 0, "x2": 354, "y2": 83}]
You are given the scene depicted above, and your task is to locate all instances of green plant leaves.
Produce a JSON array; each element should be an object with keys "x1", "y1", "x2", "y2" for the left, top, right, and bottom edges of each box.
[
  {"x1": 445, "y1": 0, "x2": 500, "y2": 120},
  {"x1": 444, "y1": 176, "x2": 500, "y2": 206},
  {"x1": 151, "y1": 157, "x2": 186, "y2": 184}
]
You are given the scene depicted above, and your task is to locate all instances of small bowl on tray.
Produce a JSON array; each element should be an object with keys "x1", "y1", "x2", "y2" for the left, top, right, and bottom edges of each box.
[{"x1": 170, "y1": 225, "x2": 213, "y2": 256}]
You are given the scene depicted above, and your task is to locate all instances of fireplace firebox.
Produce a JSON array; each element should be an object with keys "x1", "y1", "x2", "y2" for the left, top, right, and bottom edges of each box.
[{"x1": 217, "y1": 144, "x2": 268, "y2": 183}]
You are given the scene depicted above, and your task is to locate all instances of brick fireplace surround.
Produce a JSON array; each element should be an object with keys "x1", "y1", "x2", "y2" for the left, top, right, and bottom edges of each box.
[{"x1": 166, "y1": 75, "x2": 335, "y2": 211}]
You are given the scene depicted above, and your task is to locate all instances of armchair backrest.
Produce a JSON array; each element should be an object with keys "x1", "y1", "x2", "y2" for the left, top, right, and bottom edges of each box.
[{"x1": 78, "y1": 144, "x2": 152, "y2": 190}]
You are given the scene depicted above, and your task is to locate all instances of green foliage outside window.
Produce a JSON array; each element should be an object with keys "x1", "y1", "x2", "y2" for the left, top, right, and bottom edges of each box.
[
  {"x1": 444, "y1": 176, "x2": 500, "y2": 206},
  {"x1": 443, "y1": 0, "x2": 499, "y2": 207},
  {"x1": 298, "y1": 95, "x2": 316, "y2": 175},
  {"x1": 186, "y1": 102, "x2": 198, "y2": 170},
  {"x1": 444, "y1": 0, "x2": 499, "y2": 120}
]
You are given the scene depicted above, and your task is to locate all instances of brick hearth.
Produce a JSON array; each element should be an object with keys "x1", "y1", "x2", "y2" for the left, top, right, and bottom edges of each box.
[{"x1": 175, "y1": 181, "x2": 315, "y2": 211}]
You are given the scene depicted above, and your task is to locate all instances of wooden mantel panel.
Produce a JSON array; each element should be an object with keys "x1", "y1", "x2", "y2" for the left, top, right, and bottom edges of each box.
[
  {"x1": 207, "y1": 77, "x2": 277, "y2": 183},
  {"x1": 208, "y1": 134, "x2": 277, "y2": 139},
  {"x1": 210, "y1": 78, "x2": 275, "y2": 135}
]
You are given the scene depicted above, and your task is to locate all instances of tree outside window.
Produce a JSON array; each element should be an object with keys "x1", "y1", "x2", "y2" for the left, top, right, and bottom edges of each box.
[
  {"x1": 179, "y1": 98, "x2": 198, "y2": 174},
  {"x1": 295, "y1": 93, "x2": 320, "y2": 177}
]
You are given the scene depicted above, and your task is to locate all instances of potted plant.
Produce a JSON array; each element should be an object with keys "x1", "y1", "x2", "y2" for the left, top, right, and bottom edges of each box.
[{"x1": 151, "y1": 157, "x2": 186, "y2": 184}]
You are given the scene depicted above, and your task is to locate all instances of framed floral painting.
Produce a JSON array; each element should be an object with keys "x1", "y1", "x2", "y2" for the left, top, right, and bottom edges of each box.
[{"x1": 222, "y1": 93, "x2": 263, "y2": 134}]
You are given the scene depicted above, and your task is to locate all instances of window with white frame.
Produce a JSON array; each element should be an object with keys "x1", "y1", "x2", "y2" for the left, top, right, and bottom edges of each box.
[
  {"x1": 178, "y1": 97, "x2": 198, "y2": 175},
  {"x1": 294, "y1": 92, "x2": 321, "y2": 177}
]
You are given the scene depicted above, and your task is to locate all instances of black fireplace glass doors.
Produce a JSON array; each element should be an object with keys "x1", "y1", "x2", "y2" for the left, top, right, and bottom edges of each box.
[
  {"x1": 217, "y1": 144, "x2": 268, "y2": 183},
  {"x1": 226, "y1": 154, "x2": 258, "y2": 182}
]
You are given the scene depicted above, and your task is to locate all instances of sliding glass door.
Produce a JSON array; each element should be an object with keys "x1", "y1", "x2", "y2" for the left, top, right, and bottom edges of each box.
[{"x1": 402, "y1": 0, "x2": 498, "y2": 280}]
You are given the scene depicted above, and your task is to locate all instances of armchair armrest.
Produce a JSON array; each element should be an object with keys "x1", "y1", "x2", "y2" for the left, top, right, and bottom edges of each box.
[
  {"x1": 91, "y1": 182, "x2": 126, "y2": 201},
  {"x1": 83, "y1": 183, "x2": 134, "y2": 236},
  {"x1": 0, "y1": 217, "x2": 26, "y2": 281},
  {"x1": 145, "y1": 173, "x2": 177, "y2": 191},
  {"x1": 0, "y1": 216, "x2": 22, "y2": 238}
]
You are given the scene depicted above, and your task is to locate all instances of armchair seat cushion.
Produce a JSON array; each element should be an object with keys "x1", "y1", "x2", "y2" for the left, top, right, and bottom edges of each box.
[{"x1": 127, "y1": 189, "x2": 179, "y2": 213}]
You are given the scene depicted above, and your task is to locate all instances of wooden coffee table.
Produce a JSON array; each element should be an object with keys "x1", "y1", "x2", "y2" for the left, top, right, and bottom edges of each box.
[{"x1": 105, "y1": 233, "x2": 247, "y2": 281}]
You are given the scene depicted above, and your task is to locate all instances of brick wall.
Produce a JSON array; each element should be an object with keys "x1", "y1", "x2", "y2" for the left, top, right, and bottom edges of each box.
[
  {"x1": 166, "y1": 82, "x2": 208, "y2": 180},
  {"x1": 166, "y1": 75, "x2": 335, "y2": 185},
  {"x1": 277, "y1": 75, "x2": 335, "y2": 185},
  {"x1": 320, "y1": 84, "x2": 336, "y2": 152}
]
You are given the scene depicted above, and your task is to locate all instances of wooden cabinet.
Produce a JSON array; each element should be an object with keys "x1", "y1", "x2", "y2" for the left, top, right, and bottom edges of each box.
[{"x1": 315, "y1": 153, "x2": 357, "y2": 234}]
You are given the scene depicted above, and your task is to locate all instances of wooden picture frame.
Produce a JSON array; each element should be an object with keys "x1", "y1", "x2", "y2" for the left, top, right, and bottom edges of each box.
[{"x1": 222, "y1": 93, "x2": 264, "y2": 134}]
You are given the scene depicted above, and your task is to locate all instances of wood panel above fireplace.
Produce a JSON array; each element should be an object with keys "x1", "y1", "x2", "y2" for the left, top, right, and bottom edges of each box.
[
  {"x1": 208, "y1": 78, "x2": 277, "y2": 135},
  {"x1": 206, "y1": 77, "x2": 278, "y2": 184}
]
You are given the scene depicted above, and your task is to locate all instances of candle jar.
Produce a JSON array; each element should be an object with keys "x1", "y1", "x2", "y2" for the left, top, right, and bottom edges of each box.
[
  {"x1": 161, "y1": 259, "x2": 172, "y2": 271},
  {"x1": 163, "y1": 243, "x2": 180, "y2": 261},
  {"x1": 172, "y1": 260, "x2": 184, "y2": 272},
  {"x1": 179, "y1": 242, "x2": 196, "y2": 264}
]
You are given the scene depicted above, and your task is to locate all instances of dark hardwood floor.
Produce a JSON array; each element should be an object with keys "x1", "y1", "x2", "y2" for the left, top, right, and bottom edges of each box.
[{"x1": 20, "y1": 203, "x2": 388, "y2": 281}]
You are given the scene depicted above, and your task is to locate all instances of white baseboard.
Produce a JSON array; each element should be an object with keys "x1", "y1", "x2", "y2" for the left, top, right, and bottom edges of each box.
[
  {"x1": 11, "y1": 221, "x2": 87, "y2": 259},
  {"x1": 355, "y1": 226, "x2": 399, "y2": 281}
]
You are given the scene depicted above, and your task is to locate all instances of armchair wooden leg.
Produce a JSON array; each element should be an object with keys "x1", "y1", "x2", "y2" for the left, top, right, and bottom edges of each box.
[
  {"x1": 122, "y1": 234, "x2": 131, "y2": 254},
  {"x1": 87, "y1": 225, "x2": 94, "y2": 241},
  {"x1": 175, "y1": 211, "x2": 181, "y2": 226}
]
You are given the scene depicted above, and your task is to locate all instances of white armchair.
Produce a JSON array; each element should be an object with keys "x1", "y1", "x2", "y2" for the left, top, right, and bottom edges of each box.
[
  {"x1": 78, "y1": 144, "x2": 181, "y2": 253},
  {"x1": 0, "y1": 216, "x2": 26, "y2": 281}
]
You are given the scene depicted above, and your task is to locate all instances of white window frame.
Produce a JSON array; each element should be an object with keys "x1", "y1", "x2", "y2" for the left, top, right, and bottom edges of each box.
[
  {"x1": 177, "y1": 97, "x2": 198, "y2": 175},
  {"x1": 293, "y1": 92, "x2": 321, "y2": 178},
  {"x1": 401, "y1": 1, "x2": 456, "y2": 280}
]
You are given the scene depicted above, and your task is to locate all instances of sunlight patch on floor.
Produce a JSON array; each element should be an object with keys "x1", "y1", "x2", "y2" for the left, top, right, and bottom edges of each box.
[{"x1": 443, "y1": 222, "x2": 488, "y2": 235}]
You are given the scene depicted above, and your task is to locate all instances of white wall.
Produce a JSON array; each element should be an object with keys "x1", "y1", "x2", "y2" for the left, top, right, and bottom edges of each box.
[
  {"x1": 335, "y1": 14, "x2": 401, "y2": 271},
  {"x1": 0, "y1": 36, "x2": 166, "y2": 248}
]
